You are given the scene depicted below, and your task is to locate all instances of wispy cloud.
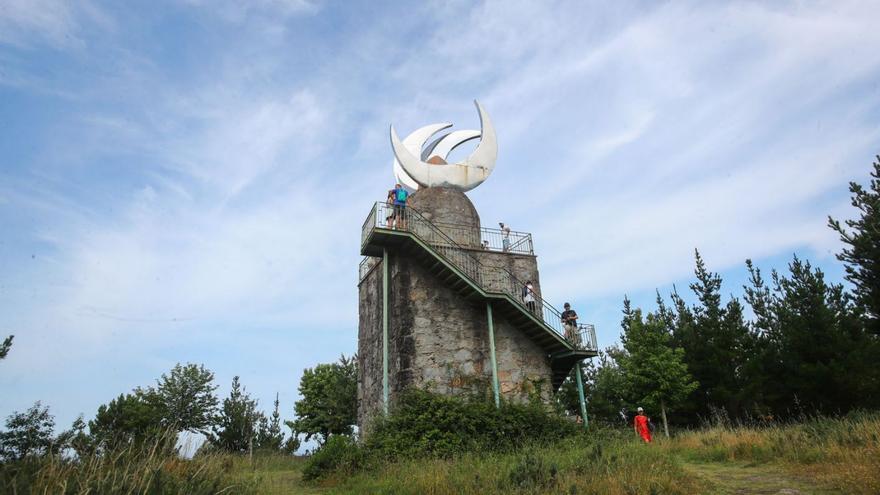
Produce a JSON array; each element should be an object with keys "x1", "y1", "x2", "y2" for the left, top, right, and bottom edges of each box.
[{"x1": 2, "y1": 0, "x2": 879, "y2": 431}]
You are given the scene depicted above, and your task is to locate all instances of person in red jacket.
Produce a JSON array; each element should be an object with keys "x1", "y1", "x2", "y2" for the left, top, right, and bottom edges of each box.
[{"x1": 633, "y1": 407, "x2": 652, "y2": 443}]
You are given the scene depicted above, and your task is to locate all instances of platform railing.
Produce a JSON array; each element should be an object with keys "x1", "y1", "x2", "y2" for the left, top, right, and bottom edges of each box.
[
  {"x1": 361, "y1": 201, "x2": 597, "y2": 351},
  {"x1": 572, "y1": 324, "x2": 598, "y2": 351},
  {"x1": 428, "y1": 221, "x2": 534, "y2": 255},
  {"x1": 359, "y1": 256, "x2": 380, "y2": 282}
]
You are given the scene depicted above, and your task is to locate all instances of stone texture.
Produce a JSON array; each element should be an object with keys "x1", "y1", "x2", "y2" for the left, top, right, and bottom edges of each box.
[
  {"x1": 358, "y1": 187, "x2": 554, "y2": 432},
  {"x1": 408, "y1": 187, "x2": 481, "y2": 248}
]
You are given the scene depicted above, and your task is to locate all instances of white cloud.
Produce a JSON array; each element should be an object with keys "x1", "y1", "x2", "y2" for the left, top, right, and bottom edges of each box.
[{"x1": 3, "y1": 0, "x2": 880, "y2": 429}]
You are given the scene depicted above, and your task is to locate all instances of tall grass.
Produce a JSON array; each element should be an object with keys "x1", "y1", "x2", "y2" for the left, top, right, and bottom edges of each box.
[
  {"x1": 321, "y1": 430, "x2": 709, "y2": 495},
  {"x1": 663, "y1": 411, "x2": 880, "y2": 494},
  {"x1": 313, "y1": 412, "x2": 880, "y2": 494},
  {"x1": 0, "y1": 434, "x2": 258, "y2": 495}
]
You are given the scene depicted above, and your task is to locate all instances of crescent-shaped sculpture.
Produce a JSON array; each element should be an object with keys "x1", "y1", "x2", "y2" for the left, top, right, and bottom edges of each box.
[
  {"x1": 393, "y1": 123, "x2": 452, "y2": 192},
  {"x1": 421, "y1": 129, "x2": 482, "y2": 162},
  {"x1": 390, "y1": 100, "x2": 497, "y2": 192}
]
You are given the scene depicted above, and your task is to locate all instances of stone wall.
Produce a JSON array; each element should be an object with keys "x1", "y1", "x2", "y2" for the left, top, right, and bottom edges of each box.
[{"x1": 357, "y1": 187, "x2": 554, "y2": 432}]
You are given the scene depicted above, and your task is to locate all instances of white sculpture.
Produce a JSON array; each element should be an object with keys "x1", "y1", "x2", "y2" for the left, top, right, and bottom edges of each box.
[{"x1": 390, "y1": 100, "x2": 498, "y2": 192}]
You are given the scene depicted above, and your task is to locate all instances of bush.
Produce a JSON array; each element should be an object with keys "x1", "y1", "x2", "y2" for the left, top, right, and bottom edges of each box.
[
  {"x1": 365, "y1": 389, "x2": 577, "y2": 459},
  {"x1": 303, "y1": 390, "x2": 579, "y2": 481},
  {"x1": 301, "y1": 435, "x2": 364, "y2": 481}
]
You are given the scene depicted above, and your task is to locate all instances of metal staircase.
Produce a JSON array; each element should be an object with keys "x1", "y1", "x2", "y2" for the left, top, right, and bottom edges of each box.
[{"x1": 360, "y1": 202, "x2": 597, "y2": 390}]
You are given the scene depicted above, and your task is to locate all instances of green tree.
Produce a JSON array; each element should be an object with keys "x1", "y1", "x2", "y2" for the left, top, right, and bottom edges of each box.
[
  {"x1": 60, "y1": 415, "x2": 92, "y2": 457},
  {"x1": 256, "y1": 393, "x2": 284, "y2": 451},
  {"x1": 584, "y1": 349, "x2": 629, "y2": 425},
  {"x1": 829, "y1": 155, "x2": 880, "y2": 334},
  {"x1": 0, "y1": 402, "x2": 56, "y2": 461},
  {"x1": 618, "y1": 298, "x2": 698, "y2": 437},
  {"x1": 745, "y1": 256, "x2": 878, "y2": 415},
  {"x1": 671, "y1": 250, "x2": 755, "y2": 420},
  {"x1": 209, "y1": 376, "x2": 260, "y2": 454},
  {"x1": 0, "y1": 335, "x2": 12, "y2": 360},
  {"x1": 282, "y1": 422, "x2": 301, "y2": 455},
  {"x1": 555, "y1": 362, "x2": 589, "y2": 419},
  {"x1": 292, "y1": 354, "x2": 357, "y2": 444},
  {"x1": 88, "y1": 389, "x2": 165, "y2": 446},
  {"x1": 154, "y1": 363, "x2": 219, "y2": 435}
]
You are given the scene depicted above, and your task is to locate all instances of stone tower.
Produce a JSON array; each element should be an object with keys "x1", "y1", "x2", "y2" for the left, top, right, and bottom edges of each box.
[{"x1": 357, "y1": 187, "x2": 597, "y2": 430}]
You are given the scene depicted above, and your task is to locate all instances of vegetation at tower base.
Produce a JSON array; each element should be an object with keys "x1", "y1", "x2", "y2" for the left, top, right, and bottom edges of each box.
[
  {"x1": 301, "y1": 389, "x2": 579, "y2": 481},
  {"x1": 317, "y1": 412, "x2": 880, "y2": 495}
]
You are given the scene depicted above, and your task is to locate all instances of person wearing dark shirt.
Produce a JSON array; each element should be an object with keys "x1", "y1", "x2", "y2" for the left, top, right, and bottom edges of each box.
[{"x1": 561, "y1": 302, "x2": 579, "y2": 345}]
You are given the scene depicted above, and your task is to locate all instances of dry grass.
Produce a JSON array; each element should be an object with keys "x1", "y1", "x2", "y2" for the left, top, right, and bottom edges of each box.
[
  {"x1": 5, "y1": 414, "x2": 877, "y2": 494},
  {"x1": 321, "y1": 434, "x2": 709, "y2": 494},
  {"x1": 0, "y1": 436, "x2": 259, "y2": 495},
  {"x1": 311, "y1": 413, "x2": 880, "y2": 494},
  {"x1": 660, "y1": 411, "x2": 880, "y2": 494}
]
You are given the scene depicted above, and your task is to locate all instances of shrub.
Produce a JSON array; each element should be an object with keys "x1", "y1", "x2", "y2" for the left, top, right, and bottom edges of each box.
[
  {"x1": 303, "y1": 389, "x2": 579, "y2": 481},
  {"x1": 301, "y1": 435, "x2": 364, "y2": 481},
  {"x1": 505, "y1": 451, "x2": 559, "y2": 490},
  {"x1": 366, "y1": 389, "x2": 577, "y2": 460}
]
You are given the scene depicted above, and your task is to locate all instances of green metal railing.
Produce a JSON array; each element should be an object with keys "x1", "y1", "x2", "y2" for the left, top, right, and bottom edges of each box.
[
  {"x1": 361, "y1": 201, "x2": 597, "y2": 351},
  {"x1": 427, "y1": 221, "x2": 534, "y2": 255}
]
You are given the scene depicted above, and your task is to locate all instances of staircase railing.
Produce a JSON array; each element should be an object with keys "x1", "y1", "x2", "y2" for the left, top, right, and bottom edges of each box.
[{"x1": 361, "y1": 201, "x2": 597, "y2": 351}]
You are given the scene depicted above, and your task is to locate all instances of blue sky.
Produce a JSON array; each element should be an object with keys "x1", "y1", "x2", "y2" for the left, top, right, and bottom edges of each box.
[{"x1": 1, "y1": 0, "x2": 879, "y2": 438}]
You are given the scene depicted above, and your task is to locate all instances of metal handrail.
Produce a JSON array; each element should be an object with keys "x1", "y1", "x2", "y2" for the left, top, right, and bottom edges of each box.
[
  {"x1": 428, "y1": 221, "x2": 534, "y2": 255},
  {"x1": 361, "y1": 201, "x2": 597, "y2": 350},
  {"x1": 359, "y1": 256, "x2": 380, "y2": 282}
]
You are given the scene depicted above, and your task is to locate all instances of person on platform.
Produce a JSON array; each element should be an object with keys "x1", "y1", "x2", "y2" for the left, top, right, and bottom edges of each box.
[
  {"x1": 499, "y1": 222, "x2": 511, "y2": 252},
  {"x1": 561, "y1": 303, "x2": 580, "y2": 346},
  {"x1": 391, "y1": 183, "x2": 408, "y2": 229},
  {"x1": 386, "y1": 188, "x2": 396, "y2": 227},
  {"x1": 522, "y1": 281, "x2": 536, "y2": 313},
  {"x1": 633, "y1": 407, "x2": 652, "y2": 443}
]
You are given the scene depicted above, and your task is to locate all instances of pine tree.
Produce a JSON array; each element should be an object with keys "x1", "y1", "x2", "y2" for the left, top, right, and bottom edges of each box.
[
  {"x1": 209, "y1": 376, "x2": 260, "y2": 454},
  {"x1": 672, "y1": 250, "x2": 754, "y2": 420},
  {"x1": 256, "y1": 393, "x2": 284, "y2": 451},
  {"x1": 89, "y1": 390, "x2": 165, "y2": 446},
  {"x1": 828, "y1": 155, "x2": 880, "y2": 334},
  {"x1": 0, "y1": 335, "x2": 12, "y2": 360},
  {"x1": 757, "y1": 256, "x2": 875, "y2": 414}
]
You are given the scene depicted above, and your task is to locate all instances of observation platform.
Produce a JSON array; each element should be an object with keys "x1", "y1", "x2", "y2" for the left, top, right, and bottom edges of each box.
[{"x1": 359, "y1": 201, "x2": 597, "y2": 390}]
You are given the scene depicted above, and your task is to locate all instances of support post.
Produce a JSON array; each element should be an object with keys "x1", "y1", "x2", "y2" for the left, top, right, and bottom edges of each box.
[
  {"x1": 486, "y1": 302, "x2": 500, "y2": 408},
  {"x1": 575, "y1": 361, "x2": 588, "y2": 428},
  {"x1": 382, "y1": 248, "x2": 389, "y2": 415}
]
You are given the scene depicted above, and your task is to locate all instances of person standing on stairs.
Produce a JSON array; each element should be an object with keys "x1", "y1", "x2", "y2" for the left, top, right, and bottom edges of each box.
[
  {"x1": 522, "y1": 281, "x2": 536, "y2": 313},
  {"x1": 561, "y1": 303, "x2": 580, "y2": 346}
]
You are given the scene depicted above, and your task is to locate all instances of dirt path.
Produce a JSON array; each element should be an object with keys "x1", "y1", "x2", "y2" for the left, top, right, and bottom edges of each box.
[{"x1": 682, "y1": 461, "x2": 840, "y2": 495}]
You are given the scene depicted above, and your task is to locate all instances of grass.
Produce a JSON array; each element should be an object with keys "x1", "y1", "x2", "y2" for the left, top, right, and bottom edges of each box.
[
  {"x1": 3, "y1": 413, "x2": 877, "y2": 494},
  {"x1": 0, "y1": 439, "x2": 260, "y2": 494},
  {"x1": 660, "y1": 411, "x2": 880, "y2": 494},
  {"x1": 297, "y1": 411, "x2": 880, "y2": 494}
]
